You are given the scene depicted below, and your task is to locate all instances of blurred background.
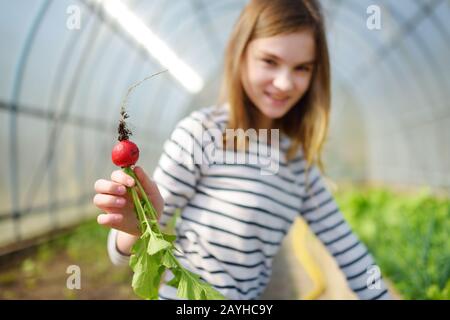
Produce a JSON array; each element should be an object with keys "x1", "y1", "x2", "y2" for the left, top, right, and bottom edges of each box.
[{"x1": 0, "y1": 0, "x2": 449, "y2": 300}]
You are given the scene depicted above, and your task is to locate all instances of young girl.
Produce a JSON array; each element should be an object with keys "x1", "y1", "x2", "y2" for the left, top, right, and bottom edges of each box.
[{"x1": 94, "y1": 0, "x2": 390, "y2": 300}]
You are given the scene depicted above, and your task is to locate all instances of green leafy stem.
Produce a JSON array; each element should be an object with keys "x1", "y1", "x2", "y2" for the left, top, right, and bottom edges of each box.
[{"x1": 122, "y1": 167, "x2": 226, "y2": 300}]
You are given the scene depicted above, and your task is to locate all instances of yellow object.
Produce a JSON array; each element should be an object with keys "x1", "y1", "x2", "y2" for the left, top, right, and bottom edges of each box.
[{"x1": 292, "y1": 218, "x2": 326, "y2": 300}]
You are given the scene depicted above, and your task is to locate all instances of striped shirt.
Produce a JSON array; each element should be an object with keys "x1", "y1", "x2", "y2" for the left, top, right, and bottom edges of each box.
[{"x1": 107, "y1": 104, "x2": 391, "y2": 300}]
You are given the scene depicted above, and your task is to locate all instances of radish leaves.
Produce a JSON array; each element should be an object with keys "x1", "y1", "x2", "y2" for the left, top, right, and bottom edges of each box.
[{"x1": 123, "y1": 167, "x2": 226, "y2": 300}]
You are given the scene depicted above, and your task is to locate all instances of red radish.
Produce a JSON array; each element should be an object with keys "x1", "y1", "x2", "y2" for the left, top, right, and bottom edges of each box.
[{"x1": 112, "y1": 140, "x2": 139, "y2": 167}]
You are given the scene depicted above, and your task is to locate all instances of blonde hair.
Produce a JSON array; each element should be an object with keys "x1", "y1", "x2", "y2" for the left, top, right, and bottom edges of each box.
[{"x1": 218, "y1": 0, "x2": 331, "y2": 173}]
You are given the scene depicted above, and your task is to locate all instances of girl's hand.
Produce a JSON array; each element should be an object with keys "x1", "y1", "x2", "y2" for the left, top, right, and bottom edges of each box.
[{"x1": 93, "y1": 166, "x2": 164, "y2": 236}]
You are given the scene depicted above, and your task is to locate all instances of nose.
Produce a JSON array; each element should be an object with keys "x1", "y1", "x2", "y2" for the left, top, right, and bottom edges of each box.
[{"x1": 273, "y1": 69, "x2": 294, "y2": 92}]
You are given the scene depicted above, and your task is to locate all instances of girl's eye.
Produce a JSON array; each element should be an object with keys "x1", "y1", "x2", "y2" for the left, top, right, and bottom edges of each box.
[
  {"x1": 295, "y1": 66, "x2": 312, "y2": 72},
  {"x1": 262, "y1": 58, "x2": 276, "y2": 66}
]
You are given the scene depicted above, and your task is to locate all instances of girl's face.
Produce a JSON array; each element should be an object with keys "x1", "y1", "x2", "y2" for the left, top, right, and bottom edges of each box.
[{"x1": 241, "y1": 29, "x2": 316, "y2": 128}]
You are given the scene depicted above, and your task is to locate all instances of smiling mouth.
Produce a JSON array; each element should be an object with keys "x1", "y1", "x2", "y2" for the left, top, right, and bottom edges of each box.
[{"x1": 264, "y1": 92, "x2": 290, "y2": 102}]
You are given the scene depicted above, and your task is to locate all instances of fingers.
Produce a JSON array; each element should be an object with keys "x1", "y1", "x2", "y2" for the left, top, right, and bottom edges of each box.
[
  {"x1": 93, "y1": 194, "x2": 127, "y2": 209},
  {"x1": 111, "y1": 170, "x2": 135, "y2": 187},
  {"x1": 97, "y1": 213, "x2": 124, "y2": 226},
  {"x1": 94, "y1": 167, "x2": 163, "y2": 225},
  {"x1": 94, "y1": 179, "x2": 127, "y2": 195},
  {"x1": 97, "y1": 212, "x2": 141, "y2": 236}
]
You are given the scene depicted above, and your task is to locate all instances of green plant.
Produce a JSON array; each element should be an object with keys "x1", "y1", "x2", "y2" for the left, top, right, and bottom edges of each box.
[{"x1": 335, "y1": 186, "x2": 450, "y2": 300}]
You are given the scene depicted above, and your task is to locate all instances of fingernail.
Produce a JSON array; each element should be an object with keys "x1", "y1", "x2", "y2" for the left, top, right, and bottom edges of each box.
[
  {"x1": 116, "y1": 198, "x2": 125, "y2": 205},
  {"x1": 118, "y1": 186, "x2": 126, "y2": 194},
  {"x1": 127, "y1": 178, "x2": 134, "y2": 186}
]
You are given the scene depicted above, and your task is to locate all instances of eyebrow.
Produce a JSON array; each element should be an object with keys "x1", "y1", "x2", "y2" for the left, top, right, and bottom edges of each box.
[{"x1": 259, "y1": 51, "x2": 315, "y2": 66}]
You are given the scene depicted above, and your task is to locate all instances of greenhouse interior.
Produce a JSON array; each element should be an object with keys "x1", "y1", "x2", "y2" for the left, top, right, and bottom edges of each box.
[{"x1": 0, "y1": 0, "x2": 449, "y2": 301}]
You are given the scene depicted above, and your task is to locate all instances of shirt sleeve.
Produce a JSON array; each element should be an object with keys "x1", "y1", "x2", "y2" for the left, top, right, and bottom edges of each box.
[
  {"x1": 152, "y1": 114, "x2": 210, "y2": 228},
  {"x1": 107, "y1": 228, "x2": 131, "y2": 266},
  {"x1": 298, "y1": 165, "x2": 391, "y2": 300}
]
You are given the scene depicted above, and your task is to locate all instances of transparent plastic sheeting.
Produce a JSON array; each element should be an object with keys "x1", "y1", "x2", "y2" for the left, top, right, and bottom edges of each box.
[{"x1": 0, "y1": 0, "x2": 448, "y2": 249}]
